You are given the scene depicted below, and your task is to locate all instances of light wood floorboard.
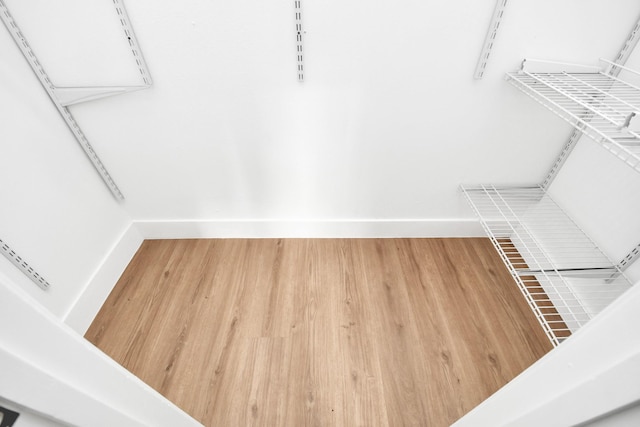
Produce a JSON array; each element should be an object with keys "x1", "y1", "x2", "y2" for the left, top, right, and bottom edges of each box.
[{"x1": 86, "y1": 238, "x2": 552, "y2": 426}]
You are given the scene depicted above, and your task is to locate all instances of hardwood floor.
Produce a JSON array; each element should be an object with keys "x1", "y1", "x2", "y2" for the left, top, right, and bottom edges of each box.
[{"x1": 86, "y1": 238, "x2": 552, "y2": 426}]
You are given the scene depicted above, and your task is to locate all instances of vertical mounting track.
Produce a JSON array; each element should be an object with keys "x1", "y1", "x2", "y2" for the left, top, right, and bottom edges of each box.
[
  {"x1": 611, "y1": 14, "x2": 640, "y2": 73},
  {"x1": 0, "y1": 238, "x2": 50, "y2": 290},
  {"x1": 542, "y1": 11, "x2": 640, "y2": 190},
  {"x1": 540, "y1": 123, "x2": 585, "y2": 189},
  {"x1": 112, "y1": 0, "x2": 152, "y2": 86},
  {"x1": 51, "y1": 0, "x2": 154, "y2": 107},
  {"x1": 474, "y1": 0, "x2": 508, "y2": 79},
  {"x1": 0, "y1": 0, "x2": 125, "y2": 200},
  {"x1": 618, "y1": 243, "x2": 640, "y2": 272},
  {"x1": 1, "y1": 0, "x2": 153, "y2": 201},
  {"x1": 294, "y1": 0, "x2": 304, "y2": 81}
]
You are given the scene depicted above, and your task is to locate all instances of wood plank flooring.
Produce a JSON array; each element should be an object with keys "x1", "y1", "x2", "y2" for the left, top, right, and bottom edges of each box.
[{"x1": 86, "y1": 238, "x2": 552, "y2": 426}]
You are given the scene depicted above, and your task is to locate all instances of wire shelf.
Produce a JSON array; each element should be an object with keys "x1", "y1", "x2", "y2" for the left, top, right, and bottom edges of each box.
[
  {"x1": 506, "y1": 65, "x2": 640, "y2": 173},
  {"x1": 461, "y1": 185, "x2": 632, "y2": 346}
]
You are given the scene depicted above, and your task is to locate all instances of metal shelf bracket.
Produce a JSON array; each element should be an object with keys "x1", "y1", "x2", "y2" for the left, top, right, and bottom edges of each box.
[
  {"x1": 0, "y1": 0, "x2": 153, "y2": 201},
  {"x1": 53, "y1": 85, "x2": 149, "y2": 107}
]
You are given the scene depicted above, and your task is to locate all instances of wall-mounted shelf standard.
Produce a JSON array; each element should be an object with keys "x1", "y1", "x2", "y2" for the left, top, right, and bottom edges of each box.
[
  {"x1": 461, "y1": 185, "x2": 632, "y2": 346},
  {"x1": 294, "y1": 0, "x2": 305, "y2": 82},
  {"x1": 506, "y1": 59, "x2": 640, "y2": 173},
  {"x1": 474, "y1": 0, "x2": 508, "y2": 79},
  {"x1": 0, "y1": 238, "x2": 50, "y2": 290},
  {"x1": 0, "y1": 0, "x2": 152, "y2": 201}
]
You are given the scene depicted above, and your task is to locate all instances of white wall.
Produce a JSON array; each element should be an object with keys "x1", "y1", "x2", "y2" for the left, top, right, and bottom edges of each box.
[
  {"x1": 584, "y1": 402, "x2": 640, "y2": 427},
  {"x1": 0, "y1": 11, "x2": 134, "y2": 321},
  {"x1": 1, "y1": 2, "x2": 640, "y2": 423},
  {"x1": 59, "y1": 0, "x2": 640, "y2": 234},
  {"x1": 2, "y1": 0, "x2": 640, "y2": 323},
  {"x1": 0, "y1": 398, "x2": 63, "y2": 427}
]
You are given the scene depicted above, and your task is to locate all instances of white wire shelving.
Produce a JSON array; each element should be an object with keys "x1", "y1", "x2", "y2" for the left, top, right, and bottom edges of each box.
[
  {"x1": 461, "y1": 185, "x2": 632, "y2": 346},
  {"x1": 506, "y1": 59, "x2": 640, "y2": 174}
]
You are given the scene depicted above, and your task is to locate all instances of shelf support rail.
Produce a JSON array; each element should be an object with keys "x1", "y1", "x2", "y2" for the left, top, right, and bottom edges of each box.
[
  {"x1": 294, "y1": 0, "x2": 304, "y2": 82},
  {"x1": 474, "y1": 0, "x2": 508, "y2": 79},
  {"x1": 542, "y1": 10, "x2": 640, "y2": 189},
  {"x1": 0, "y1": 0, "x2": 153, "y2": 201},
  {"x1": 618, "y1": 243, "x2": 640, "y2": 272},
  {"x1": 516, "y1": 267, "x2": 618, "y2": 278},
  {"x1": 112, "y1": 0, "x2": 152, "y2": 86},
  {"x1": 0, "y1": 238, "x2": 50, "y2": 290}
]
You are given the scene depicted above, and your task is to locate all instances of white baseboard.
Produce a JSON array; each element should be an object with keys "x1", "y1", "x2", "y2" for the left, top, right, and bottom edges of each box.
[
  {"x1": 134, "y1": 218, "x2": 483, "y2": 239},
  {"x1": 61, "y1": 218, "x2": 481, "y2": 334},
  {"x1": 63, "y1": 224, "x2": 144, "y2": 335}
]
